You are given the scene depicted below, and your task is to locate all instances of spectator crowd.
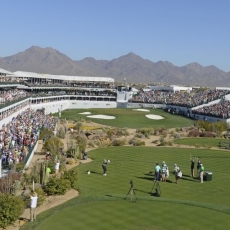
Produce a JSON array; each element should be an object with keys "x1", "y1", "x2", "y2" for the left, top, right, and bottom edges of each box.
[
  {"x1": 130, "y1": 88, "x2": 230, "y2": 118},
  {"x1": 1, "y1": 108, "x2": 57, "y2": 169}
]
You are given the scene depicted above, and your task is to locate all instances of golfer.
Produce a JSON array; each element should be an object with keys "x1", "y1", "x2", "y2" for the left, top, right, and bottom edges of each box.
[{"x1": 102, "y1": 159, "x2": 109, "y2": 176}]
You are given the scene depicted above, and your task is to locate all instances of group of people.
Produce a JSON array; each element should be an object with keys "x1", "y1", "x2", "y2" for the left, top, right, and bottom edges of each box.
[
  {"x1": 1, "y1": 108, "x2": 57, "y2": 171},
  {"x1": 191, "y1": 158, "x2": 205, "y2": 183},
  {"x1": 154, "y1": 162, "x2": 169, "y2": 182},
  {"x1": 0, "y1": 89, "x2": 30, "y2": 106},
  {"x1": 192, "y1": 98, "x2": 230, "y2": 119},
  {"x1": 130, "y1": 88, "x2": 230, "y2": 110},
  {"x1": 153, "y1": 159, "x2": 205, "y2": 184}
]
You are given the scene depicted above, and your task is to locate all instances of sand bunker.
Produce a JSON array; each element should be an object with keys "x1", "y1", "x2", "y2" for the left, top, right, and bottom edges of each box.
[
  {"x1": 133, "y1": 109, "x2": 150, "y2": 112},
  {"x1": 87, "y1": 115, "x2": 115, "y2": 119},
  {"x1": 79, "y1": 112, "x2": 91, "y2": 115},
  {"x1": 145, "y1": 114, "x2": 164, "y2": 120}
]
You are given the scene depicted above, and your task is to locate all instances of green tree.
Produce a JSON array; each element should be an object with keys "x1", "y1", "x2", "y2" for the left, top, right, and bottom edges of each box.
[
  {"x1": 0, "y1": 194, "x2": 24, "y2": 229},
  {"x1": 44, "y1": 177, "x2": 71, "y2": 195},
  {"x1": 42, "y1": 136, "x2": 64, "y2": 156}
]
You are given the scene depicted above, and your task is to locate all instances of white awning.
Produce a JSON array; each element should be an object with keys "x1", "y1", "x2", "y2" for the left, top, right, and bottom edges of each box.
[{"x1": 0, "y1": 68, "x2": 14, "y2": 75}]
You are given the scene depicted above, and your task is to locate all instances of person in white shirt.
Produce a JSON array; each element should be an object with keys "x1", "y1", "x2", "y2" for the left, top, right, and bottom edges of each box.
[
  {"x1": 55, "y1": 160, "x2": 60, "y2": 175},
  {"x1": 30, "y1": 192, "x2": 38, "y2": 222},
  {"x1": 176, "y1": 170, "x2": 182, "y2": 184},
  {"x1": 173, "y1": 164, "x2": 180, "y2": 184}
]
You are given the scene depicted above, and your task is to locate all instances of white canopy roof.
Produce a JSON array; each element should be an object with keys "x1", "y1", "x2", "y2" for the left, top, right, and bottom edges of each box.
[
  {"x1": 13, "y1": 71, "x2": 114, "y2": 83},
  {"x1": 0, "y1": 68, "x2": 14, "y2": 75}
]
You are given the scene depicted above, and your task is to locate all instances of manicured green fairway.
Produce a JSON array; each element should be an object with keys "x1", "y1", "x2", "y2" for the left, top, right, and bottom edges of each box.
[
  {"x1": 22, "y1": 147, "x2": 230, "y2": 230},
  {"x1": 59, "y1": 108, "x2": 194, "y2": 129}
]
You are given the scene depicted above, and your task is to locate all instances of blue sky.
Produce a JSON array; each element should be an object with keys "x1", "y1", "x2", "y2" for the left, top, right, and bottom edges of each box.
[{"x1": 1, "y1": 0, "x2": 230, "y2": 71}]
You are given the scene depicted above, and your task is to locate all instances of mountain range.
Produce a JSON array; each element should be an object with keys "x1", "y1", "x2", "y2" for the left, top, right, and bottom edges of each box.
[{"x1": 0, "y1": 46, "x2": 230, "y2": 87}]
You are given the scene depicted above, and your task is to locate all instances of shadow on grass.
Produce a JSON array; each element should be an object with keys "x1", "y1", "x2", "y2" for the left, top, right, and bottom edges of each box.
[
  {"x1": 180, "y1": 177, "x2": 198, "y2": 182},
  {"x1": 90, "y1": 171, "x2": 102, "y2": 175},
  {"x1": 136, "y1": 176, "x2": 154, "y2": 181}
]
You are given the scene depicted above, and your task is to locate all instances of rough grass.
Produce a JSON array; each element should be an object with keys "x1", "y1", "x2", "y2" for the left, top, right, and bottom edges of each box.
[
  {"x1": 22, "y1": 146, "x2": 230, "y2": 230},
  {"x1": 174, "y1": 138, "x2": 223, "y2": 148}
]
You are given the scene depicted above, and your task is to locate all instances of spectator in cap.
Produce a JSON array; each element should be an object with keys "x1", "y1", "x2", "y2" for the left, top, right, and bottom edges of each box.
[
  {"x1": 199, "y1": 163, "x2": 204, "y2": 183},
  {"x1": 173, "y1": 164, "x2": 180, "y2": 183}
]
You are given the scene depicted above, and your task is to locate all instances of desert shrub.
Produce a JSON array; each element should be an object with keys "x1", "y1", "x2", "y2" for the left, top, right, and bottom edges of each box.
[
  {"x1": 94, "y1": 140, "x2": 101, "y2": 147},
  {"x1": 170, "y1": 130, "x2": 175, "y2": 137},
  {"x1": 152, "y1": 140, "x2": 159, "y2": 144},
  {"x1": 39, "y1": 128, "x2": 54, "y2": 141},
  {"x1": 45, "y1": 177, "x2": 71, "y2": 195},
  {"x1": 76, "y1": 135, "x2": 87, "y2": 153},
  {"x1": 100, "y1": 139, "x2": 112, "y2": 147},
  {"x1": 194, "y1": 120, "x2": 229, "y2": 133},
  {"x1": 168, "y1": 141, "x2": 174, "y2": 146},
  {"x1": 0, "y1": 173, "x2": 21, "y2": 194},
  {"x1": 66, "y1": 158, "x2": 75, "y2": 165},
  {"x1": 158, "y1": 137, "x2": 166, "y2": 146},
  {"x1": 162, "y1": 131, "x2": 168, "y2": 138},
  {"x1": 15, "y1": 162, "x2": 25, "y2": 172},
  {"x1": 174, "y1": 133, "x2": 181, "y2": 139},
  {"x1": 111, "y1": 138, "x2": 126, "y2": 146},
  {"x1": 134, "y1": 133, "x2": 145, "y2": 138},
  {"x1": 42, "y1": 136, "x2": 64, "y2": 156},
  {"x1": 0, "y1": 193, "x2": 24, "y2": 229},
  {"x1": 154, "y1": 127, "x2": 166, "y2": 135},
  {"x1": 57, "y1": 126, "x2": 65, "y2": 139},
  {"x1": 87, "y1": 141, "x2": 95, "y2": 148},
  {"x1": 129, "y1": 138, "x2": 145, "y2": 146},
  {"x1": 136, "y1": 128, "x2": 154, "y2": 138},
  {"x1": 116, "y1": 128, "x2": 130, "y2": 136},
  {"x1": 200, "y1": 131, "x2": 216, "y2": 138},
  {"x1": 188, "y1": 129, "x2": 201, "y2": 137},
  {"x1": 74, "y1": 122, "x2": 83, "y2": 133},
  {"x1": 61, "y1": 169, "x2": 78, "y2": 189},
  {"x1": 104, "y1": 128, "x2": 117, "y2": 139}
]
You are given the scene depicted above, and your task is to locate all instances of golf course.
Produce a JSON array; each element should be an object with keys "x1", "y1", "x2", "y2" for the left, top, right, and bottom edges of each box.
[{"x1": 21, "y1": 108, "x2": 230, "y2": 230}]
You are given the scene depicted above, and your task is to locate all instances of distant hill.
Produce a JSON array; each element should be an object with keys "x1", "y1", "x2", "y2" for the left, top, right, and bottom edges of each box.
[{"x1": 0, "y1": 46, "x2": 230, "y2": 87}]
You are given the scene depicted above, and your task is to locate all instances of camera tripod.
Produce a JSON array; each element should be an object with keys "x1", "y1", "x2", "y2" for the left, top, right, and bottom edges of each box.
[
  {"x1": 151, "y1": 180, "x2": 161, "y2": 196},
  {"x1": 125, "y1": 182, "x2": 138, "y2": 203}
]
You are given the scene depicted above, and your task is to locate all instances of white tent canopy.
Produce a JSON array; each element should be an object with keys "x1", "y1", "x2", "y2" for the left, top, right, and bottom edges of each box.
[
  {"x1": 13, "y1": 71, "x2": 114, "y2": 83},
  {"x1": 0, "y1": 68, "x2": 14, "y2": 75}
]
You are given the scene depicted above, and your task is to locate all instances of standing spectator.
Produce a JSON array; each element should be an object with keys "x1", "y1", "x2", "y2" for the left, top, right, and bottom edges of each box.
[
  {"x1": 46, "y1": 166, "x2": 51, "y2": 178},
  {"x1": 161, "y1": 161, "x2": 168, "y2": 182},
  {"x1": 199, "y1": 164, "x2": 204, "y2": 183},
  {"x1": 30, "y1": 191, "x2": 38, "y2": 222},
  {"x1": 176, "y1": 170, "x2": 182, "y2": 184},
  {"x1": 173, "y1": 164, "x2": 180, "y2": 184},
  {"x1": 154, "y1": 163, "x2": 161, "y2": 181},
  {"x1": 46, "y1": 152, "x2": 51, "y2": 161},
  {"x1": 191, "y1": 159, "x2": 195, "y2": 178},
  {"x1": 55, "y1": 160, "x2": 60, "y2": 175},
  {"x1": 196, "y1": 159, "x2": 201, "y2": 178}
]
